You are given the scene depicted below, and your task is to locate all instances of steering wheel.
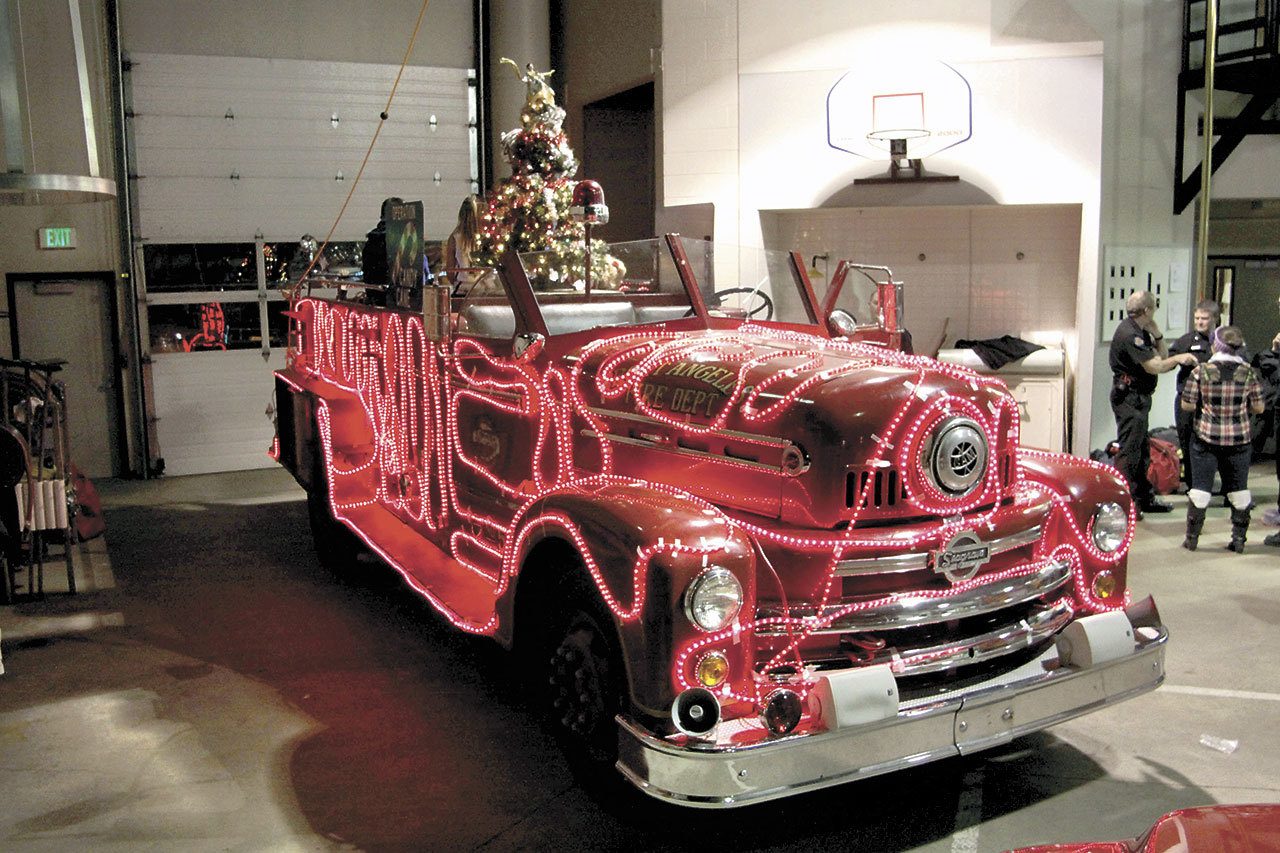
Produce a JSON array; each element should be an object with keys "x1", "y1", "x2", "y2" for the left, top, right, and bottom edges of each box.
[{"x1": 687, "y1": 287, "x2": 775, "y2": 321}]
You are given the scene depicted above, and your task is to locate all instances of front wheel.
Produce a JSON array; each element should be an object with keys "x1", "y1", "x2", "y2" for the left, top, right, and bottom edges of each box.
[{"x1": 542, "y1": 587, "x2": 626, "y2": 777}]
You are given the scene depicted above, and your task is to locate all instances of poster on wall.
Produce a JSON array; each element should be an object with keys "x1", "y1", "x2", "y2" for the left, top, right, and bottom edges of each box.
[{"x1": 387, "y1": 200, "x2": 425, "y2": 292}]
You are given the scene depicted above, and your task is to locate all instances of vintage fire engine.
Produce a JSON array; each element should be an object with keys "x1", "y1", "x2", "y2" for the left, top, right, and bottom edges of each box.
[{"x1": 272, "y1": 235, "x2": 1167, "y2": 807}]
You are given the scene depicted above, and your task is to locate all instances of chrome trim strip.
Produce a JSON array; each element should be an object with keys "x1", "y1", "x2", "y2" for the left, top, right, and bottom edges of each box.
[
  {"x1": 449, "y1": 380, "x2": 523, "y2": 404},
  {"x1": 835, "y1": 551, "x2": 930, "y2": 576},
  {"x1": 834, "y1": 524, "x2": 1043, "y2": 577},
  {"x1": 753, "y1": 391, "x2": 815, "y2": 406},
  {"x1": 756, "y1": 557, "x2": 1072, "y2": 634},
  {"x1": 613, "y1": 615, "x2": 1167, "y2": 808},
  {"x1": 585, "y1": 406, "x2": 787, "y2": 447},
  {"x1": 581, "y1": 429, "x2": 784, "y2": 473}
]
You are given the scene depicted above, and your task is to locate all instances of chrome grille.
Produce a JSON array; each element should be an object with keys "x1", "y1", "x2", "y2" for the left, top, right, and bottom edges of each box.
[
  {"x1": 755, "y1": 557, "x2": 1071, "y2": 635},
  {"x1": 754, "y1": 554, "x2": 1074, "y2": 679},
  {"x1": 847, "y1": 450, "x2": 1016, "y2": 515}
]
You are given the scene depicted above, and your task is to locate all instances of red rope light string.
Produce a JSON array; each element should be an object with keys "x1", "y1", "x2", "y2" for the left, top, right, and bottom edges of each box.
[{"x1": 290, "y1": 297, "x2": 1133, "y2": 714}]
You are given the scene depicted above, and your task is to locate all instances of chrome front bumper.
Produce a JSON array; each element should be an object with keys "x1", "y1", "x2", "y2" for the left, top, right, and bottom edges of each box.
[{"x1": 615, "y1": 599, "x2": 1167, "y2": 808}]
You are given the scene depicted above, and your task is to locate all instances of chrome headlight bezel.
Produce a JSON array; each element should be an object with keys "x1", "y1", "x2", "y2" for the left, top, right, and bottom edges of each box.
[
  {"x1": 683, "y1": 567, "x2": 743, "y2": 632},
  {"x1": 926, "y1": 416, "x2": 988, "y2": 496},
  {"x1": 1091, "y1": 502, "x2": 1128, "y2": 552}
]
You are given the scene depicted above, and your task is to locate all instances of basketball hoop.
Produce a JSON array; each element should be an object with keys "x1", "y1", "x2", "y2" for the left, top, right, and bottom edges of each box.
[
  {"x1": 827, "y1": 59, "x2": 971, "y2": 178},
  {"x1": 866, "y1": 93, "x2": 930, "y2": 142}
]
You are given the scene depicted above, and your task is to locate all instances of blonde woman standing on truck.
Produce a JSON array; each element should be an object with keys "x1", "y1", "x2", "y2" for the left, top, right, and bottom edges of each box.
[{"x1": 444, "y1": 194, "x2": 487, "y2": 295}]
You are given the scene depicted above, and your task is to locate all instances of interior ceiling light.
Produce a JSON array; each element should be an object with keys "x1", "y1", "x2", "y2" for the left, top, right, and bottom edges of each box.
[{"x1": 0, "y1": 0, "x2": 116, "y2": 204}]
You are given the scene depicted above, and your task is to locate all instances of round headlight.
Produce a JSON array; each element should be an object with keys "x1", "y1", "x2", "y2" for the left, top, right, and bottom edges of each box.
[
  {"x1": 684, "y1": 567, "x2": 743, "y2": 632},
  {"x1": 928, "y1": 417, "x2": 988, "y2": 495},
  {"x1": 1092, "y1": 502, "x2": 1128, "y2": 552}
]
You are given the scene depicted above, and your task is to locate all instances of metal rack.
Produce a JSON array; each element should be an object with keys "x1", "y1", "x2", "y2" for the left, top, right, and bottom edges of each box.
[{"x1": 0, "y1": 357, "x2": 76, "y2": 602}]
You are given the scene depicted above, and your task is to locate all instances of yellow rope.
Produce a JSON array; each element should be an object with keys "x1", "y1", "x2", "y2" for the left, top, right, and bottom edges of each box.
[{"x1": 289, "y1": 0, "x2": 432, "y2": 303}]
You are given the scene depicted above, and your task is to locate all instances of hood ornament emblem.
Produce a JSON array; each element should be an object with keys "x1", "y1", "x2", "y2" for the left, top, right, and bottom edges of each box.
[{"x1": 933, "y1": 531, "x2": 991, "y2": 583}]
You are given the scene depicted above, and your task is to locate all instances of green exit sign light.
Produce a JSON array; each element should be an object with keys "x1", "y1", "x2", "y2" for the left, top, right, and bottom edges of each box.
[{"x1": 38, "y1": 226, "x2": 77, "y2": 250}]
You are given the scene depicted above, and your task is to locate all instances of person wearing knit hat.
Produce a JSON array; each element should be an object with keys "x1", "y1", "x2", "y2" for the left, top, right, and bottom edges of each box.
[{"x1": 1179, "y1": 325, "x2": 1264, "y2": 552}]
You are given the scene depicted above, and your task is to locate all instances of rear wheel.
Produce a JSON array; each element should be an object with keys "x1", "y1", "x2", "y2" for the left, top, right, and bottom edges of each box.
[{"x1": 306, "y1": 470, "x2": 363, "y2": 576}]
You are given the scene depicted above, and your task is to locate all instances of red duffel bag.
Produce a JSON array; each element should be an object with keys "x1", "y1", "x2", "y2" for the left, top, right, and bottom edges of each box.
[{"x1": 1146, "y1": 437, "x2": 1181, "y2": 496}]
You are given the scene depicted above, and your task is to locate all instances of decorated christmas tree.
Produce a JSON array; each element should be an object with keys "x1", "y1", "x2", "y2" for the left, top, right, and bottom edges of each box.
[{"x1": 473, "y1": 60, "x2": 620, "y2": 289}]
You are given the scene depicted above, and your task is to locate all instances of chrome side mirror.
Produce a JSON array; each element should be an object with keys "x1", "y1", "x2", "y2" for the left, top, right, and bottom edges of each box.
[{"x1": 514, "y1": 332, "x2": 545, "y2": 361}]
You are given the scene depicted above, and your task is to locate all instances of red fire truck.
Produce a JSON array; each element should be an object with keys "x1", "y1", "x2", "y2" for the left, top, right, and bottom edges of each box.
[{"x1": 272, "y1": 235, "x2": 1166, "y2": 807}]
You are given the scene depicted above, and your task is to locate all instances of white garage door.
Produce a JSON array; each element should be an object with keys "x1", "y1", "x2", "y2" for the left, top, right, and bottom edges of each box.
[{"x1": 128, "y1": 53, "x2": 475, "y2": 476}]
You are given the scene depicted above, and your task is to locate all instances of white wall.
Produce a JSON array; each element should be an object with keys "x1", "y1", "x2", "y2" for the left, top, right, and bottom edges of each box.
[
  {"x1": 659, "y1": 0, "x2": 1221, "y2": 456},
  {"x1": 556, "y1": 0, "x2": 658, "y2": 162},
  {"x1": 763, "y1": 204, "x2": 1082, "y2": 361},
  {"x1": 660, "y1": 0, "x2": 739, "y2": 244},
  {"x1": 1189, "y1": 126, "x2": 1280, "y2": 203}
]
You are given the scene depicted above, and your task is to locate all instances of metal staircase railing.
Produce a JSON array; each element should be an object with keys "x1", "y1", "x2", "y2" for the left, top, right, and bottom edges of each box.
[{"x1": 1174, "y1": 0, "x2": 1280, "y2": 213}]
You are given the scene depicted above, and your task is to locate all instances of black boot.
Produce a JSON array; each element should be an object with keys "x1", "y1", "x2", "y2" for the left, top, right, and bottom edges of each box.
[
  {"x1": 1182, "y1": 506, "x2": 1207, "y2": 551},
  {"x1": 1227, "y1": 506, "x2": 1251, "y2": 553}
]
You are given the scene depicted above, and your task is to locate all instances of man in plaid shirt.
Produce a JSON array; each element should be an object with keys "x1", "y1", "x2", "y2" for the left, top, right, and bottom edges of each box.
[{"x1": 1179, "y1": 325, "x2": 1264, "y2": 552}]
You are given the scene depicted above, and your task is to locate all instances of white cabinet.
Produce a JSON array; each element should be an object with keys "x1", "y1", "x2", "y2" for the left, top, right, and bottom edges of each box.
[
  {"x1": 1004, "y1": 375, "x2": 1066, "y2": 452},
  {"x1": 936, "y1": 348, "x2": 1067, "y2": 452}
]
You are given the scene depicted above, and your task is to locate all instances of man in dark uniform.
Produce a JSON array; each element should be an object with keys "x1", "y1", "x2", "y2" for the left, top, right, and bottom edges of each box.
[
  {"x1": 1109, "y1": 291, "x2": 1199, "y2": 514},
  {"x1": 1257, "y1": 325, "x2": 1280, "y2": 547},
  {"x1": 1168, "y1": 299, "x2": 1219, "y2": 486}
]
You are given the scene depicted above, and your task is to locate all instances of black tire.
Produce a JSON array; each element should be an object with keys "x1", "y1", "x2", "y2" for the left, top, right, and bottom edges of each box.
[
  {"x1": 539, "y1": 575, "x2": 627, "y2": 782},
  {"x1": 306, "y1": 473, "x2": 364, "y2": 577}
]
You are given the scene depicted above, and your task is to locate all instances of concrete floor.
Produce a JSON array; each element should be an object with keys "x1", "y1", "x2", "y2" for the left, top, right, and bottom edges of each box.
[{"x1": 1, "y1": 467, "x2": 1278, "y2": 852}]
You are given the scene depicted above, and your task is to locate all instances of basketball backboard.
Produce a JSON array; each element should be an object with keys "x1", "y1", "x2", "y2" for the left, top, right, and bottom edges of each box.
[{"x1": 827, "y1": 60, "x2": 972, "y2": 161}]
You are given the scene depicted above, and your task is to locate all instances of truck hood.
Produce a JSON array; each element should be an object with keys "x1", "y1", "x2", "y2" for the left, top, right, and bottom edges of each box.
[{"x1": 571, "y1": 328, "x2": 1016, "y2": 527}]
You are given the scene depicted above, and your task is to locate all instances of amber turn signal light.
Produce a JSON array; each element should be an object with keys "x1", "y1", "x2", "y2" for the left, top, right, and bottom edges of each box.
[{"x1": 697, "y1": 651, "x2": 729, "y2": 688}]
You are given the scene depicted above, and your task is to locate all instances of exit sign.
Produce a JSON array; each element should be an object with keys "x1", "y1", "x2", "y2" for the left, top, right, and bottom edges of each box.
[{"x1": 38, "y1": 226, "x2": 77, "y2": 250}]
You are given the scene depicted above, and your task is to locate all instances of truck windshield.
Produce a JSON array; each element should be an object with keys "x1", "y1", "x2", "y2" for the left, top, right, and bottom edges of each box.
[
  {"x1": 676, "y1": 237, "x2": 813, "y2": 325},
  {"x1": 514, "y1": 237, "x2": 818, "y2": 335},
  {"x1": 512, "y1": 238, "x2": 693, "y2": 334}
]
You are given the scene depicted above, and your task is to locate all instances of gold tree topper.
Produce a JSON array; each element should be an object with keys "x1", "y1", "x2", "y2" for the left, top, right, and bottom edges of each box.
[{"x1": 500, "y1": 57, "x2": 557, "y2": 111}]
